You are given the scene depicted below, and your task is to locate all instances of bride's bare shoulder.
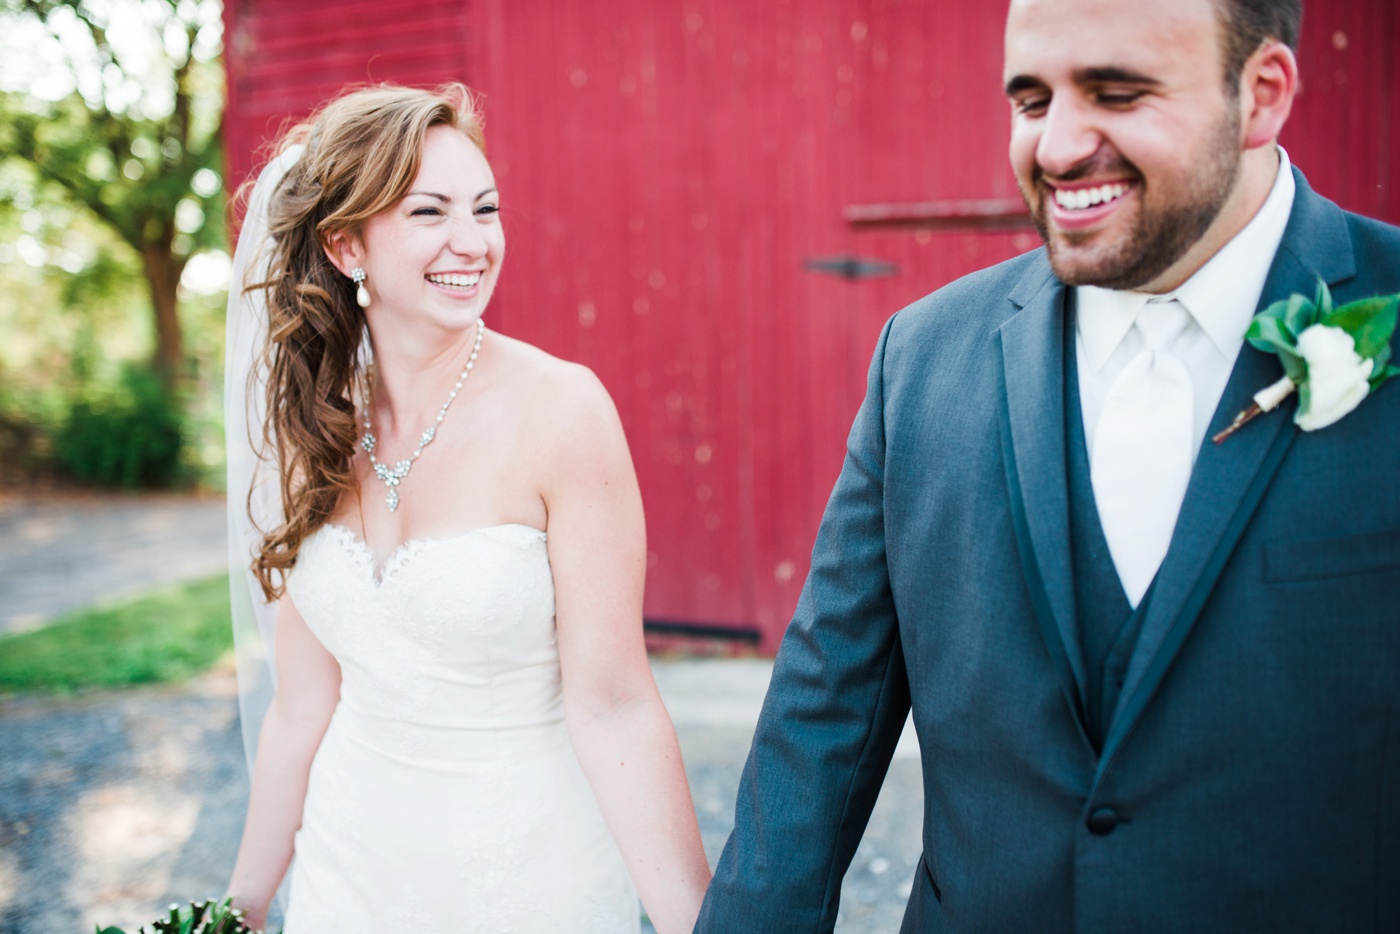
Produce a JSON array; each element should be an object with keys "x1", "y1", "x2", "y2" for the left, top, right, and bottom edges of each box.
[
  {"x1": 486, "y1": 331, "x2": 621, "y2": 435},
  {"x1": 484, "y1": 332, "x2": 636, "y2": 517}
]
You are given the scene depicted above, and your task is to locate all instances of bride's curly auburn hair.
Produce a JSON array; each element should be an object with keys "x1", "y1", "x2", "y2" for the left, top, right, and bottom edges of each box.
[{"x1": 246, "y1": 83, "x2": 487, "y2": 600}]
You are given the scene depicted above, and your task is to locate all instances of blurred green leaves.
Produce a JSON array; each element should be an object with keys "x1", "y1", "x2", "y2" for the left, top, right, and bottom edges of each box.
[
  {"x1": 0, "y1": 0, "x2": 229, "y2": 487},
  {"x1": 0, "y1": 0, "x2": 226, "y2": 378},
  {"x1": 55, "y1": 364, "x2": 185, "y2": 487}
]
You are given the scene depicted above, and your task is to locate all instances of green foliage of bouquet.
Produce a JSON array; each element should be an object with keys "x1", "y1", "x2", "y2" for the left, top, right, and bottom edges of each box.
[{"x1": 97, "y1": 898, "x2": 262, "y2": 934}]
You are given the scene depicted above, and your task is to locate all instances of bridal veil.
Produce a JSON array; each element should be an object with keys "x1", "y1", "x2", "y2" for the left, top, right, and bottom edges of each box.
[{"x1": 223, "y1": 144, "x2": 303, "y2": 775}]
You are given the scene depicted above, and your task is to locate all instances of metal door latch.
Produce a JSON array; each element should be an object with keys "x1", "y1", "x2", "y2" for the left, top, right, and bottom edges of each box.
[{"x1": 802, "y1": 255, "x2": 898, "y2": 280}]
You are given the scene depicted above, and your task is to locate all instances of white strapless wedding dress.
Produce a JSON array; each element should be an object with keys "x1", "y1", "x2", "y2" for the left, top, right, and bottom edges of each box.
[{"x1": 280, "y1": 522, "x2": 639, "y2": 933}]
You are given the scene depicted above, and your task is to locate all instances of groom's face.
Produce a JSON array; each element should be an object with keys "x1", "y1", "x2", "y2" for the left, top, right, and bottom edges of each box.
[{"x1": 1004, "y1": 0, "x2": 1246, "y2": 292}]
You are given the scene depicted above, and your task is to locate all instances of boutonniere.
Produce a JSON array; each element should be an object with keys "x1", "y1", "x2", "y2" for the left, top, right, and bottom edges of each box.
[{"x1": 1213, "y1": 279, "x2": 1398, "y2": 442}]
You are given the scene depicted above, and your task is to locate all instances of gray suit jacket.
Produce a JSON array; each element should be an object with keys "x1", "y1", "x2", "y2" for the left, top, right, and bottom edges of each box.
[{"x1": 696, "y1": 168, "x2": 1400, "y2": 933}]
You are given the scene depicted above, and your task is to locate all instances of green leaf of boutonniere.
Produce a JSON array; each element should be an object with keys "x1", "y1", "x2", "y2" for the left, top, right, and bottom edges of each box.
[
  {"x1": 1314, "y1": 278, "x2": 1333, "y2": 315},
  {"x1": 1245, "y1": 313, "x2": 1307, "y2": 382},
  {"x1": 1288, "y1": 290, "x2": 1320, "y2": 335},
  {"x1": 1322, "y1": 294, "x2": 1398, "y2": 360},
  {"x1": 1368, "y1": 333, "x2": 1395, "y2": 389}
]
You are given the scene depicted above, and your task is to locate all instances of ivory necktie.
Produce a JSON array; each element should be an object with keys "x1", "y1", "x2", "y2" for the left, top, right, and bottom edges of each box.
[{"x1": 1090, "y1": 298, "x2": 1195, "y2": 608}]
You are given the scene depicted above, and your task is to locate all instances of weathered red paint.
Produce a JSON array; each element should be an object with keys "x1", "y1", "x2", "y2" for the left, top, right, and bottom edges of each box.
[{"x1": 225, "y1": 0, "x2": 1400, "y2": 651}]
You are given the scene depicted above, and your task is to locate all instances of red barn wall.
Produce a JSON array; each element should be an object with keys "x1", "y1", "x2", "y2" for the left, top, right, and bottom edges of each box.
[
  {"x1": 224, "y1": 0, "x2": 475, "y2": 187},
  {"x1": 225, "y1": 0, "x2": 1400, "y2": 650}
]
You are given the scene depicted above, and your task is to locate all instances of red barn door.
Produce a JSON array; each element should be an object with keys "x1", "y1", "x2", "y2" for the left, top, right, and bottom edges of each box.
[
  {"x1": 468, "y1": 1, "x2": 1032, "y2": 648},
  {"x1": 225, "y1": 0, "x2": 1400, "y2": 651}
]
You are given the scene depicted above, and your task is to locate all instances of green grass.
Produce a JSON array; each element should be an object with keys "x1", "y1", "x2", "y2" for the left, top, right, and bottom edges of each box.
[{"x1": 0, "y1": 574, "x2": 232, "y2": 694}]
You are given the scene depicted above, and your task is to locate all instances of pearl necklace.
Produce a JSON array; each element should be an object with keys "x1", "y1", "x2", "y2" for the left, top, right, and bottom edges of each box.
[{"x1": 359, "y1": 319, "x2": 485, "y2": 512}]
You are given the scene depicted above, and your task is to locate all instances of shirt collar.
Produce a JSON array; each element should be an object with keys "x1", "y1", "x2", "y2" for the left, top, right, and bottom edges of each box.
[{"x1": 1076, "y1": 147, "x2": 1297, "y2": 373}]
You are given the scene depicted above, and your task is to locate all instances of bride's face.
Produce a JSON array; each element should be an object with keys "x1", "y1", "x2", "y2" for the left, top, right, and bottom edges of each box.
[{"x1": 355, "y1": 125, "x2": 504, "y2": 335}]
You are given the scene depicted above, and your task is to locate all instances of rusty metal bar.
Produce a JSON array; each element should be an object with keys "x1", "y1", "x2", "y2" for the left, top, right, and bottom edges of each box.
[{"x1": 844, "y1": 197, "x2": 1034, "y2": 231}]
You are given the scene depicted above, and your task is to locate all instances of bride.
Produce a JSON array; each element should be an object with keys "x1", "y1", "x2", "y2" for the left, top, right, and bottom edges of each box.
[{"x1": 224, "y1": 84, "x2": 711, "y2": 931}]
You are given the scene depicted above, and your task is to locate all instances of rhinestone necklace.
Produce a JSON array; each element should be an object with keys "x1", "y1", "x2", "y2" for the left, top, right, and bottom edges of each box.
[{"x1": 359, "y1": 319, "x2": 485, "y2": 512}]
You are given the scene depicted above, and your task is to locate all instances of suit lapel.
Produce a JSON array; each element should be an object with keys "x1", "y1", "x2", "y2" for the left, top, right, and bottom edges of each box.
[
  {"x1": 996, "y1": 256, "x2": 1091, "y2": 735},
  {"x1": 1097, "y1": 170, "x2": 1358, "y2": 777}
]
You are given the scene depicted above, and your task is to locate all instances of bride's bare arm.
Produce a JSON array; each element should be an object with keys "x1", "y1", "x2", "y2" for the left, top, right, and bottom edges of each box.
[
  {"x1": 227, "y1": 596, "x2": 341, "y2": 929},
  {"x1": 542, "y1": 366, "x2": 712, "y2": 934}
]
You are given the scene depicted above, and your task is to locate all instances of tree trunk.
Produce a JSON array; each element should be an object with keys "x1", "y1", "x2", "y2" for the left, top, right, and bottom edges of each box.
[{"x1": 142, "y1": 246, "x2": 186, "y2": 384}]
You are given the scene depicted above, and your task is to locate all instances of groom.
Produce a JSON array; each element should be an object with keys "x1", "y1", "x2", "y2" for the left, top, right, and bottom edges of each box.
[{"x1": 697, "y1": 0, "x2": 1400, "y2": 930}]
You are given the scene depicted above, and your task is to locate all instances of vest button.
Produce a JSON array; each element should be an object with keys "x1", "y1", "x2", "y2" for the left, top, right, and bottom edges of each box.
[{"x1": 1086, "y1": 807, "x2": 1120, "y2": 836}]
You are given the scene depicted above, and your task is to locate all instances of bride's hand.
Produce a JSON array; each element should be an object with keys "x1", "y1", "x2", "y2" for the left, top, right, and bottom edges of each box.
[{"x1": 224, "y1": 892, "x2": 266, "y2": 932}]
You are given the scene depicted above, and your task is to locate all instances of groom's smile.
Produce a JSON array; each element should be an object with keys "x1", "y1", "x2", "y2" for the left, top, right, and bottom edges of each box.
[
  {"x1": 1051, "y1": 181, "x2": 1132, "y2": 214},
  {"x1": 1044, "y1": 178, "x2": 1136, "y2": 231}
]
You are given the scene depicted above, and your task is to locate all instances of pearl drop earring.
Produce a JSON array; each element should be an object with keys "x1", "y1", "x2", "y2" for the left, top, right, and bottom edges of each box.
[{"x1": 350, "y1": 267, "x2": 370, "y2": 308}]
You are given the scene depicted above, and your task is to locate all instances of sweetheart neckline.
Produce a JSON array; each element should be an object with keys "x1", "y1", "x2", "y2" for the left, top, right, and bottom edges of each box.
[{"x1": 316, "y1": 522, "x2": 547, "y2": 586}]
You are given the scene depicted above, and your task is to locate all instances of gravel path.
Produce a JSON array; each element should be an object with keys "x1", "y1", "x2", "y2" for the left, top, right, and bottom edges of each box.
[
  {"x1": 0, "y1": 493, "x2": 227, "y2": 635},
  {"x1": 0, "y1": 665, "x2": 251, "y2": 933}
]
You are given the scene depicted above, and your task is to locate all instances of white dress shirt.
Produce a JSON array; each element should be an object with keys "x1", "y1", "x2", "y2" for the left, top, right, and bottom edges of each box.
[{"x1": 1076, "y1": 148, "x2": 1297, "y2": 462}]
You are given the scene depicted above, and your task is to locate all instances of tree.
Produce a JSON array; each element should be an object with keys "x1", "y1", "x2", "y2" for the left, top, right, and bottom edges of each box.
[{"x1": 0, "y1": 0, "x2": 225, "y2": 383}]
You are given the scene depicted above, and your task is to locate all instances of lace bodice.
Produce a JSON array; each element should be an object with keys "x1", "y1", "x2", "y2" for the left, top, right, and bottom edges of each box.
[{"x1": 288, "y1": 522, "x2": 561, "y2": 761}]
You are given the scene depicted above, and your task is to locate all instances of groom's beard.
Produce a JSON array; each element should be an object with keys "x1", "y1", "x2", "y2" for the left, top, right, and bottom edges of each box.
[{"x1": 1023, "y1": 104, "x2": 1243, "y2": 291}]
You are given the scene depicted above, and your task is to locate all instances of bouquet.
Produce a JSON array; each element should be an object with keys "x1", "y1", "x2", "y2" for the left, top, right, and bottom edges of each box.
[{"x1": 97, "y1": 898, "x2": 262, "y2": 934}]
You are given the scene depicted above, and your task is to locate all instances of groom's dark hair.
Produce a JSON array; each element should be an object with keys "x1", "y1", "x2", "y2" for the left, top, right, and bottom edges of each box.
[{"x1": 1215, "y1": 0, "x2": 1303, "y2": 92}]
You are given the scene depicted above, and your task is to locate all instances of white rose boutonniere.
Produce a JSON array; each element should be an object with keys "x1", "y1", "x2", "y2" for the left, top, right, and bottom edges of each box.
[
  {"x1": 1213, "y1": 280, "x2": 1399, "y2": 442},
  {"x1": 1292, "y1": 324, "x2": 1374, "y2": 430}
]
